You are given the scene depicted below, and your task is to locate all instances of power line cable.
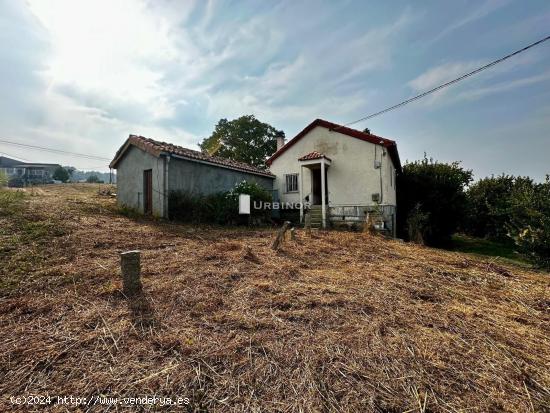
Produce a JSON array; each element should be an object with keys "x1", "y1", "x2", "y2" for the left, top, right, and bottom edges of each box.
[
  {"x1": 0, "y1": 138, "x2": 111, "y2": 161},
  {"x1": 336, "y1": 34, "x2": 550, "y2": 129}
]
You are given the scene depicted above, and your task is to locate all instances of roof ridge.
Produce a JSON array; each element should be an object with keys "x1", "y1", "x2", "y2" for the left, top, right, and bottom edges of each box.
[
  {"x1": 266, "y1": 118, "x2": 401, "y2": 172},
  {"x1": 115, "y1": 135, "x2": 274, "y2": 177},
  {"x1": 315, "y1": 118, "x2": 396, "y2": 144}
]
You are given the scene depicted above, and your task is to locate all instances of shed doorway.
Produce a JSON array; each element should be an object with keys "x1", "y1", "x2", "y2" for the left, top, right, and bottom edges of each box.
[{"x1": 143, "y1": 169, "x2": 153, "y2": 214}]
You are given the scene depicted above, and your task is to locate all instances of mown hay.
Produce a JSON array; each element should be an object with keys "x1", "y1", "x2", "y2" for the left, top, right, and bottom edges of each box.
[{"x1": 0, "y1": 184, "x2": 549, "y2": 412}]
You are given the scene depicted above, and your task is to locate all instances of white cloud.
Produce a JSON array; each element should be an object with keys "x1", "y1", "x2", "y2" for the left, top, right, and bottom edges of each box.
[
  {"x1": 457, "y1": 71, "x2": 550, "y2": 101},
  {"x1": 431, "y1": 0, "x2": 511, "y2": 42},
  {"x1": 408, "y1": 61, "x2": 484, "y2": 92},
  {"x1": 27, "y1": 0, "x2": 195, "y2": 120},
  {"x1": 407, "y1": 53, "x2": 546, "y2": 106}
]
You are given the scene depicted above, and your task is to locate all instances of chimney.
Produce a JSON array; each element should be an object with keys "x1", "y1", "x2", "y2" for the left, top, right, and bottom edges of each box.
[{"x1": 276, "y1": 136, "x2": 285, "y2": 151}]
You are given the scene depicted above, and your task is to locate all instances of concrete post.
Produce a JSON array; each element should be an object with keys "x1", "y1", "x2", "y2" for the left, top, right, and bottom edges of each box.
[
  {"x1": 321, "y1": 161, "x2": 326, "y2": 228},
  {"x1": 304, "y1": 212, "x2": 311, "y2": 237},
  {"x1": 121, "y1": 250, "x2": 142, "y2": 296}
]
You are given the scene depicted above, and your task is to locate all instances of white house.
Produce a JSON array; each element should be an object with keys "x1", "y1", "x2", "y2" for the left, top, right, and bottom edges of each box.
[
  {"x1": 110, "y1": 119, "x2": 401, "y2": 235},
  {"x1": 267, "y1": 119, "x2": 401, "y2": 235}
]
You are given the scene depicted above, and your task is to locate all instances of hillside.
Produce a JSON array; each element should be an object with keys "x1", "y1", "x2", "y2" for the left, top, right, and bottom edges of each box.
[{"x1": 0, "y1": 184, "x2": 549, "y2": 412}]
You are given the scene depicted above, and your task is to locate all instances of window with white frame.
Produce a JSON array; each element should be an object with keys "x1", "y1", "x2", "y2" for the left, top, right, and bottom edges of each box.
[{"x1": 285, "y1": 173, "x2": 298, "y2": 192}]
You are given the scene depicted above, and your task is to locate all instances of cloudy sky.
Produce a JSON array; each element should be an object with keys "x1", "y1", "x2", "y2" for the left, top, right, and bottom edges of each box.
[{"x1": 0, "y1": 0, "x2": 549, "y2": 179}]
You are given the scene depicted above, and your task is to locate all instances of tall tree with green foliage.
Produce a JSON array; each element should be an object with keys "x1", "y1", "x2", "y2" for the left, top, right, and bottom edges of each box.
[
  {"x1": 503, "y1": 176, "x2": 549, "y2": 268},
  {"x1": 464, "y1": 174, "x2": 550, "y2": 268},
  {"x1": 200, "y1": 115, "x2": 284, "y2": 168},
  {"x1": 86, "y1": 175, "x2": 101, "y2": 183},
  {"x1": 466, "y1": 175, "x2": 515, "y2": 240},
  {"x1": 465, "y1": 175, "x2": 532, "y2": 240},
  {"x1": 53, "y1": 166, "x2": 70, "y2": 183},
  {"x1": 397, "y1": 156, "x2": 473, "y2": 246}
]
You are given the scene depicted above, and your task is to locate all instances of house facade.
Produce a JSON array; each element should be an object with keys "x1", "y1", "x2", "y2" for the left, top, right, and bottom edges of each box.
[
  {"x1": 111, "y1": 120, "x2": 401, "y2": 234},
  {"x1": 109, "y1": 135, "x2": 275, "y2": 217},
  {"x1": 267, "y1": 119, "x2": 401, "y2": 235},
  {"x1": 0, "y1": 156, "x2": 60, "y2": 186}
]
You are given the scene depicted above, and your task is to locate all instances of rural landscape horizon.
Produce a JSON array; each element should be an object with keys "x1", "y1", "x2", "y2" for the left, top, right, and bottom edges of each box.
[{"x1": 1, "y1": 1, "x2": 549, "y2": 412}]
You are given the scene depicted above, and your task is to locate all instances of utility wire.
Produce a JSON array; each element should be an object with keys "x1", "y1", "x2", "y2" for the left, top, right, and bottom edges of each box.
[
  {"x1": 337, "y1": 34, "x2": 550, "y2": 129},
  {"x1": 0, "y1": 138, "x2": 112, "y2": 161}
]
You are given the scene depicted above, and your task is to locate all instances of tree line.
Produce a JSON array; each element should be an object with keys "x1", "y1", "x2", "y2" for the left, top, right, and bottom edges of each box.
[
  {"x1": 397, "y1": 156, "x2": 549, "y2": 269},
  {"x1": 198, "y1": 115, "x2": 549, "y2": 269}
]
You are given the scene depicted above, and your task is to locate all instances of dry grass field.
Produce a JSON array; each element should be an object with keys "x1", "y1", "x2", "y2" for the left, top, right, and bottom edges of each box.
[{"x1": 0, "y1": 184, "x2": 549, "y2": 412}]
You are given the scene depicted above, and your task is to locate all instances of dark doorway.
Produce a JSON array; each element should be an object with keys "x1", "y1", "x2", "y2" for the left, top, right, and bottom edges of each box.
[
  {"x1": 310, "y1": 167, "x2": 327, "y2": 205},
  {"x1": 143, "y1": 169, "x2": 153, "y2": 214}
]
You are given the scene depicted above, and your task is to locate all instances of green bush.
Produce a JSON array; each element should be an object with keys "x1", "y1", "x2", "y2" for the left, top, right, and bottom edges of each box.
[
  {"x1": 53, "y1": 166, "x2": 70, "y2": 183},
  {"x1": 465, "y1": 175, "x2": 535, "y2": 241},
  {"x1": 397, "y1": 156, "x2": 473, "y2": 246},
  {"x1": 464, "y1": 174, "x2": 550, "y2": 269},
  {"x1": 226, "y1": 180, "x2": 272, "y2": 222},
  {"x1": 0, "y1": 189, "x2": 25, "y2": 216},
  {"x1": 86, "y1": 175, "x2": 103, "y2": 183},
  {"x1": 117, "y1": 205, "x2": 141, "y2": 219},
  {"x1": 506, "y1": 176, "x2": 550, "y2": 269},
  {"x1": 0, "y1": 171, "x2": 7, "y2": 187},
  {"x1": 168, "y1": 181, "x2": 272, "y2": 225},
  {"x1": 8, "y1": 176, "x2": 24, "y2": 188}
]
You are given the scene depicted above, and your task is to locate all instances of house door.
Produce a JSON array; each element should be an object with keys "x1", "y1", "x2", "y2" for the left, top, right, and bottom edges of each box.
[
  {"x1": 311, "y1": 167, "x2": 328, "y2": 205},
  {"x1": 143, "y1": 169, "x2": 153, "y2": 214}
]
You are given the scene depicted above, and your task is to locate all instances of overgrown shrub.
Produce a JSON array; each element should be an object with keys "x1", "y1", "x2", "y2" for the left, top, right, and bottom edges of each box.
[
  {"x1": 407, "y1": 204, "x2": 429, "y2": 244},
  {"x1": 168, "y1": 181, "x2": 272, "y2": 225},
  {"x1": 0, "y1": 171, "x2": 7, "y2": 187},
  {"x1": 506, "y1": 176, "x2": 550, "y2": 269},
  {"x1": 8, "y1": 176, "x2": 24, "y2": 188},
  {"x1": 465, "y1": 175, "x2": 531, "y2": 240},
  {"x1": 0, "y1": 189, "x2": 25, "y2": 216},
  {"x1": 397, "y1": 156, "x2": 473, "y2": 246},
  {"x1": 117, "y1": 205, "x2": 141, "y2": 219},
  {"x1": 464, "y1": 175, "x2": 550, "y2": 269}
]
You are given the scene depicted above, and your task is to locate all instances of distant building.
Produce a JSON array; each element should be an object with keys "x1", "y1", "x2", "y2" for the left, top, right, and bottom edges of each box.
[{"x1": 0, "y1": 156, "x2": 61, "y2": 186}]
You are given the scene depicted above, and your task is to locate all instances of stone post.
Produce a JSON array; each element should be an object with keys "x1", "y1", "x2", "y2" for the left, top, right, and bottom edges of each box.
[
  {"x1": 304, "y1": 212, "x2": 312, "y2": 237},
  {"x1": 120, "y1": 250, "x2": 142, "y2": 296}
]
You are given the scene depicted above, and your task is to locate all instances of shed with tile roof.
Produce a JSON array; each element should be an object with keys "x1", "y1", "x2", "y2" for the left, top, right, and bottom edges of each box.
[{"x1": 110, "y1": 135, "x2": 274, "y2": 217}]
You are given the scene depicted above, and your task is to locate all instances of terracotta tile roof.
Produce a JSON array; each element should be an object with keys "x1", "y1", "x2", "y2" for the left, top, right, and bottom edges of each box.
[
  {"x1": 267, "y1": 118, "x2": 401, "y2": 172},
  {"x1": 298, "y1": 151, "x2": 332, "y2": 161},
  {"x1": 110, "y1": 135, "x2": 275, "y2": 178}
]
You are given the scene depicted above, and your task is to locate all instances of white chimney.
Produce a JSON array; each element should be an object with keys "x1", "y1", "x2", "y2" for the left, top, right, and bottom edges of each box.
[{"x1": 276, "y1": 136, "x2": 285, "y2": 151}]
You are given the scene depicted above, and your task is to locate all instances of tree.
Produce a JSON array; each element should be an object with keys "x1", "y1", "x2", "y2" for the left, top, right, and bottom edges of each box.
[
  {"x1": 503, "y1": 176, "x2": 550, "y2": 269},
  {"x1": 199, "y1": 115, "x2": 284, "y2": 168},
  {"x1": 86, "y1": 175, "x2": 101, "y2": 183},
  {"x1": 65, "y1": 166, "x2": 76, "y2": 178},
  {"x1": 465, "y1": 175, "x2": 515, "y2": 240},
  {"x1": 397, "y1": 156, "x2": 473, "y2": 246},
  {"x1": 53, "y1": 166, "x2": 70, "y2": 183}
]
